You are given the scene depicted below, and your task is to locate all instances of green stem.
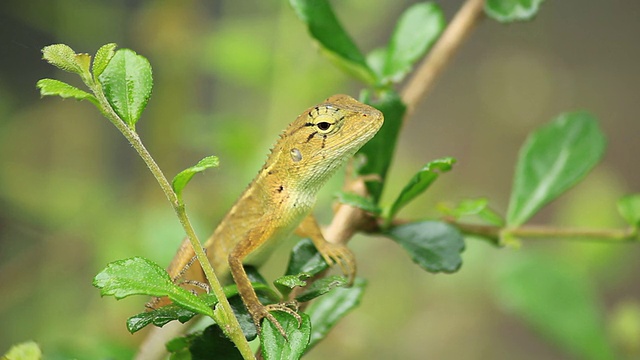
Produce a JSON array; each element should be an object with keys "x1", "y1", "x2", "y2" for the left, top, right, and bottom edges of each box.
[
  {"x1": 446, "y1": 218, "x2": 638, "y2": 246},
  {"x1": 90, "y1": 85, "x2": 255, "y2": 359},
  {"x1": 507, "y1": 225, "x2": 637, "y2": 242}
]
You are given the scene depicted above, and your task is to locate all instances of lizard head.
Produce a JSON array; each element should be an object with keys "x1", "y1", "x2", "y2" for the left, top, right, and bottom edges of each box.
[{"x1": 278, "y1": 94, "x2": 384, "y2": 188}]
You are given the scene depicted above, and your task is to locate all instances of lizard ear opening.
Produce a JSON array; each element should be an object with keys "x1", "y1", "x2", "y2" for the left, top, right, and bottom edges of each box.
[{"x1": 290, "y1": 148, "x2": 302, "y2": 162}]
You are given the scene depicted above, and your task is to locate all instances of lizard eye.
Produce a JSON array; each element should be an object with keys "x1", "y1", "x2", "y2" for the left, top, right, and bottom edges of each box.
[
  {"x1": 316, "y1": 121, "x2": 335, "y2": 134},
  {"x1": 316, "y1": 121, "x2": 332, "y2": 132}
]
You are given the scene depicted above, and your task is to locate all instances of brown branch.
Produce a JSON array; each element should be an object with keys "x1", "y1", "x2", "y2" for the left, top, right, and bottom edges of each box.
[
  {"x1": 401, "y1": 0, "x2": 485, "y2": 116},
  {"x1": 325, "y1": 0, "x2": 486, "y2": 244},
  {"x1": 325, "y1": 178, "x2": 372, "y2": 245}
]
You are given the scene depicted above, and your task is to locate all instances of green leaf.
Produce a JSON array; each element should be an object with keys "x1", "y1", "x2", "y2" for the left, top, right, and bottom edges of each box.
[
  {"x1": 305, "y1": 278, "x2": 366, "y2": 348},
  {"x1": 366, "y1": 47, "x2": 387, "y2": 81},
  {"x1": 93, "y1": 257, "x2": 213, "y2": 318},
  {"x1": 36, "y1": 79, "x2": 96, "y2": 103},
  {"x1": 127, "y1": 301, "x2": 204, "y2": 333},
  {"x1": 334, "y1": 191, "x2": 381, "y2": 215},
  {"x1": 227, "y1": 295, "x2": 259, "y2": 341},
  {"x1": 507, "y1": 112, "x2": 606, "y2": 226},
  {"x1": 273, "y1": 273, "x2": 310, "y2": 299},
  {"x1": 261, "y1": 312, "x2": 311, "y2": 360},
  {"x1": 75, "y1": 53, "x2": 92, "y2": 79},
  {"x1": 495, "y1": 253, "x2": 617, "y2": 359},
  {"x1": 92, "y1": 43, "x2": 117, "y2": 79},
  {"x1": 41, "y1": 44, "x2": 84, "y2": 75},
  {"x1": 2, "y1": 341, "x2": 42, "y2": 360},
  {"x1": 387, "y1": 220, "x2": 464, "y2": 273},
  {"x1": 617, "y1": 194, "x2": 640, "y2": 227},
  {"x1": 383, "y1": 2, "x2": 445, "y2": 83},
  {"x1": 438, "y1": 198, "x2": 505, "y2": 226},
  {"x1": 357, "y1": 90, "x2": 407, "y2": 202},
  {"x1": 166, "y1": 335, "x2": 190, "y2": 354},
  {"x1": 167, "y1": 325, "x2": 243, "y2": 360},
  {"x1": 485, "y1": 0, "x2": 545, "y2": 23},
  {"x1": 224, "y1": 283, "x2": 281, "y2": 305},
  {"x1": 127, "y1": 293, "x2": 218, "y2": 333},
  {"x1": 295, "y1": 275, "x2": 348, "y2": 303},
  {"x1": 385, "y1": 157, "x2": 456, "y2": 222},
  {"x1": 172, "y1": 156, "x2": 220, "y2": 203},
  {"x1": 98, "y1": 48, "x2": 153, "y2": 128},
  {"x1": 289, "y1": 0, "x2": 375, "y2": 84},
  {"x1": 285, "y1": 238, "x2": 329, "y2": 277}
]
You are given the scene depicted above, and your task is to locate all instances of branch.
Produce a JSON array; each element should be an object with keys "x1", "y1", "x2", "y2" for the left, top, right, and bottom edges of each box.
[
  {"x1": 326, "y1": 0, "x2": 486, "y2": 244},
  {"x1": 445, "y1": 219, "x2": 638, "y2": 246},
  {"x1": 401, "y1": 0, "x2": 485, "y2": 116}
]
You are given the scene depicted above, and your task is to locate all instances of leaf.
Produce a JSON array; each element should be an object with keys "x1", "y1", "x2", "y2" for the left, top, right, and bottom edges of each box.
[
  {"x1": 617, "y1": 194, "x2": 640, "y2": 227},
  {"x1": 93, "y1": 257, "x2": 213, "y2": 318},
  {"x1": 227, "y1": 294, "x2": 259, "y2": 341},
  {"x1": 167, "y1": 325, "x2": 244, "y2": 360},
  {"x1": 385, "y1": 157, "x2": 456, "y2": 222},
  {"x1": 244, "y1": 265, "x2": 269, "y2": 286},
  {"x1": 334, "y1": 191, "x2": 381, "y2": 215},
  {"x1": 289, "y1": 0, "x2": 375, "y2": 84},
  {"x1": 166, "y1": 336, "x2": 190, "y2": 354},
  {"x1": 75, "y1": 53, "x2": 92, "y2": 80},
  {"x1": 36, "y1": 79, "x2": 96, "y2": 103},
  {"x1": 438, "y1": 198, "x2": 505, "y2": 226},
  {"x1": 387, "y1": 220, "x2": 464, "y2": 273},
  {"x1": 357, "y1": 90, "x2": 407, "y2": 202},
  {"x1": 366, "y1": 47, "x2": 387, "y2": 81},
  {"x1": 98, "y1": 48, "x2": 153, "y2": 128},
  {"x1": 1, "y1": 341, "x2": 42, "y2": 360},
  {"x1": 285, "y1": 238, "x2": 329, "y2": 277},
  {"x1": 41, "y1": 44, "x2": 83, "y2": 75},
  {"x1": 261, "y1": 312, "x2": 311, "y2": 360},
  {"x1": 92, "y1": 43, "x2": 117, "y2": 78},
  {"x1": 305, "y1": 278, "x2": 366, "y2": 348},
  {"x1": 383, "y1": 2, "x2": 445, "y2": 83},
  {"x1": 126, "y1": 293, "x2": 218, "y2": 333},
  {"x1": 507, "y1": 112, "x2": 606, "y2": 226},
  {"x1": 295, "y1": 275, "x2": 348, "y2": 303},
  {"x1": 495, "y1": 253, "x2": 617, "y2": 359},
  {"x1": 172, "y1": 156, "x2": 220, "y2": 203},
  {"x1": 224, "y1": 283, "x2": 281, "y2": 305},
  {"x1": 485, "y1": 0, "x2": 545, "y2": 23},
  {"x1": 127, "y1": 302, "x2": 203, "y2": 333},
  {"x1": 273, "y1": 273, "x2": 310, "y2": 299}
]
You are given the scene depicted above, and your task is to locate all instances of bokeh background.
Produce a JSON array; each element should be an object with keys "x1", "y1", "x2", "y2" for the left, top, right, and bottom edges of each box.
[{"x1": 1, "y1": 0, "x2": 639, "y2": 359}]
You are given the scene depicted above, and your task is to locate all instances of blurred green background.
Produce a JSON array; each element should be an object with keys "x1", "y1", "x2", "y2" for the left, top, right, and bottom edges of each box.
[{"x1": 1, "y1": 0, "x2": 639, "y2": 359}]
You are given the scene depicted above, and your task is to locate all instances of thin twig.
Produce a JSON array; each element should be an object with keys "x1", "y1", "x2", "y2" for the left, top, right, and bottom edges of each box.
[
  {"x1": 444, "y1": 218, "x2": 638, "y2": 245},
  {"x1": 401, "y1": 0, "x2": 485, "y2": 116}
]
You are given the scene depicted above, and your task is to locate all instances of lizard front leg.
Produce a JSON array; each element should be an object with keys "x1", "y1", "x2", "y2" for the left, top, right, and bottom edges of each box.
[
  {"x1": 228, "y1": 220, "x2": 301, "y2": 338},
  {"x1": 296, "y1": 214, "x2": 356, "y2": 283}
]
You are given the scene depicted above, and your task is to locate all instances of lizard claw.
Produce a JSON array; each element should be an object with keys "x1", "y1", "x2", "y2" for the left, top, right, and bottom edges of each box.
[
  {"x1": 317, "y1": 242, "x2": 356, "y2": 285},
  {"x1": 251, "y1": 302, "x2": 301, "y2": 339}
]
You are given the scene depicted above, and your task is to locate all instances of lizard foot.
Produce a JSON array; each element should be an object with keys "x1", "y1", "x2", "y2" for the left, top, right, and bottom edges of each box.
[
  {"x1": 317, "y1": 242, "x2": 356, "y2": 285},
  {"x1": 251, "y1": 302, "x2": 301, "y2": 339}
]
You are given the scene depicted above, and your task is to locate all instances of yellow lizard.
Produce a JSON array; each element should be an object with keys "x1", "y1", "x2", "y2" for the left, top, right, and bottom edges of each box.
[{"x1": 138, "y1": 94, "x2": 383, "y2": 358}]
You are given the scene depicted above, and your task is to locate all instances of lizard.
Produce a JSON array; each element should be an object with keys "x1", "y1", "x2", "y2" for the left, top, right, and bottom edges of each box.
[{"x1": 137, "y1": 94, "x2": 383, "y2": 358}]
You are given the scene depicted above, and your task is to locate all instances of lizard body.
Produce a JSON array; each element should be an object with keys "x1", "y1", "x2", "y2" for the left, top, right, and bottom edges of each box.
[{"x1": 142, "y1": 94, "x2": 382, "y2": 357}]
